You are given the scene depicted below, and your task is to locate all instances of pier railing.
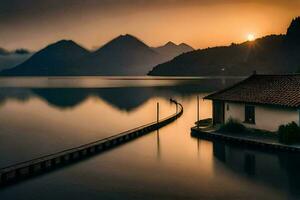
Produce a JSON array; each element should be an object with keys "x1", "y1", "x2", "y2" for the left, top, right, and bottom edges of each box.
[{"x1": 0, "y1": 99, "x2": 183, "y2": 186}]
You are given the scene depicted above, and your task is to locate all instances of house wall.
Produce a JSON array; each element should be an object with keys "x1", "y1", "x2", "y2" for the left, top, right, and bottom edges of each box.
[{"x1": 224, "y1": 102, "x2": 300, "y2": 132}]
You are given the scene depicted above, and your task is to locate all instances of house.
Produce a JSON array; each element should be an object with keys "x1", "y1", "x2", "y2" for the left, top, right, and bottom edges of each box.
[{"x1": 204, "y1": 74, "x2": 300, "y2": 132}]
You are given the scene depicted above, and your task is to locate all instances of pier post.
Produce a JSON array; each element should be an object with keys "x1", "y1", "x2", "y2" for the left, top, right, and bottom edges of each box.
[
  {"x1": 43, "y1": 160, "x2": 52, "y2": 169},
  {"x1": 4, "y1": 171, "x2": 16, "y2": 181},
  {"x1": 97, "y1": 144, "x2": 103, "y2": 151},
  {"x1": 157, "y1": 102, "x2": 160, "y2": 124},
  {"x1": 298, "y1": 109, "x2": 300, "y2": 126},
  {"x1": 197, "y1": 96, "x2": 200, "y2": 128},
  {"x1": 32, "y1": 163, "x2": 42, "y2": 173},
  {"x1": 63, "y1": 154, "x2": 70, "y2": 162},
  {"x1": 18, "y1": 167, "x2": 30, "y2": 177}
]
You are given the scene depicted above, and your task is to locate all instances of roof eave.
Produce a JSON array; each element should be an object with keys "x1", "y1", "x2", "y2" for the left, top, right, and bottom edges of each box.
[{"x1": 203, "y1": 98, "x2": 300, "y2": 109}]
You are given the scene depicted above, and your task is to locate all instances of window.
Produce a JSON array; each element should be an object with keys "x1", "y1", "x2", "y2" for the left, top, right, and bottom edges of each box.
[{"x1": 245, "y1": 105, "x2": 255, "y2": 124}]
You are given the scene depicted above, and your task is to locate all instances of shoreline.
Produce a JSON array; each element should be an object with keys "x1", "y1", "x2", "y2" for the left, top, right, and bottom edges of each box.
[{"x1": 191, "y1": 126, "x2": 300, "y2": 153}]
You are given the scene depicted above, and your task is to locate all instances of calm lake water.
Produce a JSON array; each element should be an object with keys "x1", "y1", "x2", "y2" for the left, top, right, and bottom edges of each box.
[{"x1": 0, "y1": 76, "x2": 299, "y2": 200}]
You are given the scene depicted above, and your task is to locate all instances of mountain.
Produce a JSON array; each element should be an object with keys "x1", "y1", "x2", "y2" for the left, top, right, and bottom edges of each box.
[
  {"x1": 81, "y1": 35, "x2": 194, "y2": 75},
  {"x1": 148, "y1": 17, "x2": 300, "y2": 76},
  {"x1": 81, "y1": 34, "x2": 163, "y2": 75},
  {"x1": 154, "y1": 42, "x2": 194, "y2": 61},
  {"x1": 287, "y1": 17, "x2": 300, "y2": 44},
  {"x1": 0, "y1": 34, "x2": 194, "y2": 76},
  {"x1": 0, "y1": 40, "x2": 89, "y2": 76},
  {"x1": 0, "y1": 40, "x2": 90, "y2": 76}
]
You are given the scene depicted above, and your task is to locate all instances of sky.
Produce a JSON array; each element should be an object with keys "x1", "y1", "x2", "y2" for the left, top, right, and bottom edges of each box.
[{"x1": 0, "y1": 0, "x2": 300, "y2": 51}]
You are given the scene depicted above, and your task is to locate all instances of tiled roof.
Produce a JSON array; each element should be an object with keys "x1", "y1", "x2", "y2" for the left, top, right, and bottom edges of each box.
[{"x1": 205, "y1": 74, "x2": 300, "y2": 108}]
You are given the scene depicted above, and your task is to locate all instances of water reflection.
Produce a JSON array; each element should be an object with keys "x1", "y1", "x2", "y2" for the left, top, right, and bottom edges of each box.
[
  {"x1": 4, "y1": 77, "x2": 292, "y2": 200},
  {"x1": 211, "y1": 140, "x2": 300, "y2": 198},
  {"x1": 156, "y1": 129, "x2": 161, "y2": 160},
  {"x1": 0, "y1": 78, "x2": 239, "y2": 111},
  {"x1": 0, "y1": 78, "x2": 237, "y2": 167}
]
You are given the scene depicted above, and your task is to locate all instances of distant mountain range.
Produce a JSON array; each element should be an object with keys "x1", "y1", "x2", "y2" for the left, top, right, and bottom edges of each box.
[
  {"x1": 154, "y1": 41, "x2": 194, "y2": 61},
  {"x1": 3, "y1": 17, "x2": 299, "y2": 77},
  {"x1": 148, "y1": 17, "x2": 300, "y2": 76},
  {"x1": 0, "y1": 35, "x2": 193, "y2": 76}
]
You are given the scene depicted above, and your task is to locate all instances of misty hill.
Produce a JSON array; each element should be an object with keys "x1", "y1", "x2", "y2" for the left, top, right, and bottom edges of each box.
[
  {"x1": 81, "y1": 34, "x2": 163, "y2": 75},
  {"x1": 0, "y1": 54, "x2": 33, "y2": 71},
  {"x1": 14, "y1": 49, "x2": 31, "y2": 55},
  {"x1": 0, "y1": 40, "x2": 90, "y2": 76},
  {"x1": 0, "y1": 34, "x2": 193, "y2": 76},
  {"x1": 0, "y1": 47, "x2": 10, "y2": 55},
  {"x1": 0, "y1": 47, "x2": 33, "y2": 71},
  {"x1": 154, "y1": 42, "x2": 194, "y2": 61},
  {"x1": 0, "y1": 47, "x2": 31, "y2": 56},
  {"x1": 148, "y1": 17, "x2": 300, "y2": 76}
]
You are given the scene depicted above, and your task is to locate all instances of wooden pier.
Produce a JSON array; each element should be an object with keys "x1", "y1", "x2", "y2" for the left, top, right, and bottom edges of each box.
[{"x1": 0, "y1": 100, "x2": 183, "y2": 186}]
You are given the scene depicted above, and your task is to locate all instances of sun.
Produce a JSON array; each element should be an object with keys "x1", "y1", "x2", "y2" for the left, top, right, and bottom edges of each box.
[{"x1": 247, "y1": 34, "x2": 255, "y2": 41}]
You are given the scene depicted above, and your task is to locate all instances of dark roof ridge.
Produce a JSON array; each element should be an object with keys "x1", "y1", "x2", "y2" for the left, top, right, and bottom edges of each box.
[
  {"x1": 204, "y1": 74, "x2": 255, "y2": 100},
  {"x1": 204, "y1": 73, "x2": 300, "y2": 108}
]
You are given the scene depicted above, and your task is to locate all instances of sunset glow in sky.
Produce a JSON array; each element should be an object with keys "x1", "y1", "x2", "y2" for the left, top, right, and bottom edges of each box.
[
  {"x1": 247, "y1": 34, "x2": 255, "y2": 41},
  {"x1": 1, "y1": 0, "x2": 300, "y2": 50}
]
